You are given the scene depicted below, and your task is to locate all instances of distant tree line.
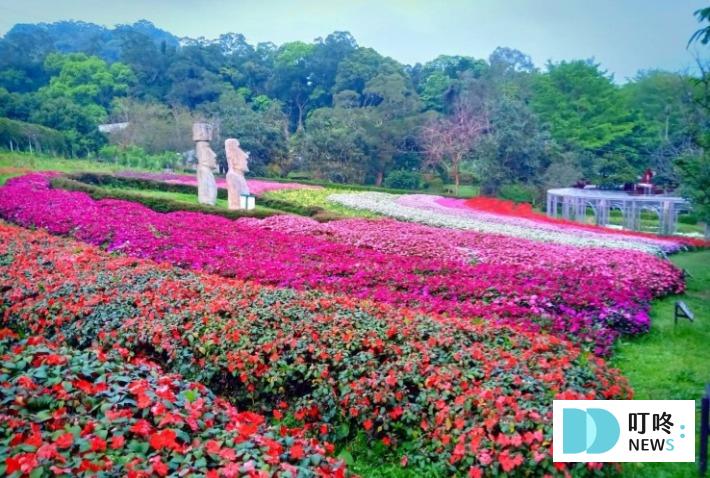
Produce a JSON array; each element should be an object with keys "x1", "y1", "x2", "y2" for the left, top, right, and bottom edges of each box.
[{"x1": 0, "y1": 18, "x2": 708, "y2": 206}]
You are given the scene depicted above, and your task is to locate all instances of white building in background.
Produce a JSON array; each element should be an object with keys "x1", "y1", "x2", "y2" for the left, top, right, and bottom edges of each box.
[{"x1": 98, "y1": 122, "x2": 130, "y2": 134}]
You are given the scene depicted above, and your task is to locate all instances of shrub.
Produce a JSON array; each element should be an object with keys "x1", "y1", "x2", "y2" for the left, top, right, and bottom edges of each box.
[
  {"x1": 383, "y1": 170, "x2": 421, "y2": 190},
  {"x1": 0, "y1": 118, "x2": 68, "y2": 156},
  {"x1": 97, "y1": 145, "x2": 182, "y2": 170},
  {"x1": 497, "y1": 183, "x2": 537, "y2": 205}
]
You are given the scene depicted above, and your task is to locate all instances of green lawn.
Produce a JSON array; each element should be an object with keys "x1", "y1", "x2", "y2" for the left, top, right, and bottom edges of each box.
[
  {"x1": 262, "y1": 187, "x2": 381, "y2": 218},
  {"x1": 100, "y1": 185, "x2": 279, "y2": 214},
  {"x1": 0, "y1": 150, "x2": 139, "y2": 174},
  {"x1": 612, "y1": 250, "x2": 710, "y2": 477}
]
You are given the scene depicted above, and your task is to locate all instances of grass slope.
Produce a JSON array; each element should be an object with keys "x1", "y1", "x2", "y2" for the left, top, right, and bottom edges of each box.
[{"x1": 613, "y1": 250, "x2": 710, "y2": 477}]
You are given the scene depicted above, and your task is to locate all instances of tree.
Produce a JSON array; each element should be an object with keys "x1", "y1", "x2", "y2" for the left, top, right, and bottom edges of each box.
[
  {"x1": 201, "y1": 91, "x2": 289, "y2": 176},
  {"x1": 41, "y1": 53, "x2": 134, "y2": 109},
  {"x1": 268, "y1": 41, "x2": 321, "y2": 132},
  {"x1": 293, "y1": 105, "x2": 370, "y2": 183},
  {"x1": 109, "y1": 98, "x2": 195, "y2": 153},
  {"x1": 676, "y1": 150, "x2": 710, "y2": 237},
  {"x1": 475, "y1": 95, "x2": 554, "y2": 195},
  {"x1": 420, "y1": 102, "x2": 487, "y2": 191},
  {"x1": 361, "y1": 73, "x2": 422, "y2": 185},
  {"x1": 334, "y1": 47, "x2": 402, "y2": 96},
  {"x1": 689, "y1": 6, "x2": 710, "y2": 46},
  {"x1": 532, "y1": 60, "x2": 634, "y2": 153},
  {"x1": 30, "y1": 53, "x2": 135, "y2": 155}
]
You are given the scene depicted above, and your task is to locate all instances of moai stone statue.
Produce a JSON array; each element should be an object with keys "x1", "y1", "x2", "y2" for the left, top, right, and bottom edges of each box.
[
  {"x1": 225, "y1": 138, "x2": 250, "y2": 210},
  {"x1": 193, "y1": 123, "x2": 218, "y2": 206}
]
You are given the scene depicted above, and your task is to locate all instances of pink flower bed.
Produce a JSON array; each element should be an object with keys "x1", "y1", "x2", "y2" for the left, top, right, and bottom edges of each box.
[
  {"x1": 245, "y1": 214, "x2": 682, "y2": 297},
  {"x1": 117, "y1": 171, "x2": 321, "y2": 196},
  {"x1": 0, "y1": 174, "x2": 685, "y2": 354}
]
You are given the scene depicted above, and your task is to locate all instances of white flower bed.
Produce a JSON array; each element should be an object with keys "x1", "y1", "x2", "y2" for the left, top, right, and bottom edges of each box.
[{"x1": 328, "y1": 192, "x2": 674, "y2": 253}]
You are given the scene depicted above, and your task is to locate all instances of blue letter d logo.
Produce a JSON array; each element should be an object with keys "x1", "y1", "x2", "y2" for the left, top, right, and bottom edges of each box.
[{"x1": 563, "y1": 408, "x2": 619, "y2": 454}]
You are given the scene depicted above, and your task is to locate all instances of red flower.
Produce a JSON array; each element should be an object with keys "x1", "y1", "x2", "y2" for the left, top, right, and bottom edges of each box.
[
  {"x1": 150, "y1": 456, "x2": 169, "y2": 477},
  {"x1": 6, "y1": 453, "x2": 38, "y2": 474},
  {"x1": 90, "y1": 436, "x2": 107, "y2": 452},
  {"x1": 205, "y1": 440, "x2": 221, "y2": 455},
  {"x1": 150, "y1": 429, "x2": 179, "y2": 451},
  {"x1": 111, "y1": 435, "x2": 126, "y2": 449},
  {"x1": 42, "y1": 354, "x2": 67, "y2": 365},
  {"x1": 24, "y1": 433, "x2": 42, "y2": 448},
  {"x1": 290, "y1": 443, "x2": 305, "y2": 460},
  {"x1": 388, "y1": 406, "x2": 403, "y2": 420},
  {"x1": 468, "y1": 467, "x2": 482, "y2": 478},
  {"x1": 130, "y1": 419, "x2": 153, "y2": 436},
  {"x1": 499, "y1": 450, "x2": 523, "y2": 472},
  {"x1": 55, "y1": 433, "x2": 74, "y2": 449}
]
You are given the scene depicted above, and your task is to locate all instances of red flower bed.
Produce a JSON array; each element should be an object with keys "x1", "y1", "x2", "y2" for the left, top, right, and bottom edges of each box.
[
  {"x1": 0, "y1": 222, "x2": 630, "y2": 476},
  {"x1": 0, "y1": 331, "x2": 346, "y2": 477},
  {"x1": 463, "y1": 196, "x2": 708, "y2": 247}
]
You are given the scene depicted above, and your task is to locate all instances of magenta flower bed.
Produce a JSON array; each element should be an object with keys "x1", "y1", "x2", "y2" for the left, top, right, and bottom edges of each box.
[
  {"x1": 244, "y1": 214, "x2": 683, "y2": 298},
  {"x1": 0, "y1": 174, "x2": 684, "y2": 354},
  {"x1": 117, "y1": 171, "x2": 321, "y2": 196}
]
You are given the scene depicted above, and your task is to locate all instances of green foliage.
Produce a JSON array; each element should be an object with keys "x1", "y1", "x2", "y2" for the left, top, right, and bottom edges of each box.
[
  {"x1": 689, "y1": 6, "x2": 710, "y2": 45},
  {"x1": 675, "y1": 149, "x2": 710, "y2": 225},
  {"x1": 98, "y1": 144, "x2": 181, "y2": 170},
  {"x1": 0, "y1": 117, "x2": 68, "y2": 155},
  {"x1": 531, "y1": 60, "x2": 635, "y2": 152},
  {"x1": 497, "y1": 183, "x2": 538, "y2": 205},
  {"x1": 0, "y1": 20, "x2": 707, "y2": 196},
  {"x1": 262, "y1": 188, "x2": 379, "y2": 218},
  {"x1": 200, "y1": 90, "x2": 288, "y2": 176},
  {"x1": 383, "y1": 170, "x2": 421, "y2": 190}
]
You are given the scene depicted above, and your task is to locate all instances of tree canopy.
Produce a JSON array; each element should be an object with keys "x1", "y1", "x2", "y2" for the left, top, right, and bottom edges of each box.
[{"x1": 0, "y1": 18, "x2": 707, "y2": 201}]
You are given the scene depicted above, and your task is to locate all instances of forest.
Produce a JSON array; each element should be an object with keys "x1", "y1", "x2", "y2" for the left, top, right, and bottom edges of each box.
[{"x1": 0, "y1": 16, "x2": 708, "y2": 209}]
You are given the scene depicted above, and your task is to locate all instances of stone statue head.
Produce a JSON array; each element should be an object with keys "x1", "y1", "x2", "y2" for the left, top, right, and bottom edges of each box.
[
  {"x1": 192, "y1": 122, "x2": 213, "y2": 142},
  {"x1": 225, "y1": 138, "x2": 249, "y2": 173}
]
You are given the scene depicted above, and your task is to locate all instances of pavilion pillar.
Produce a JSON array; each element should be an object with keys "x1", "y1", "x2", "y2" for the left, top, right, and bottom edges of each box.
[
  {"x1": 551, "y1": 196, "x2": 559, "y2": 218},
  {"x1": 596, "y1": 199, "x2": 609, "y2": 226},
  {"x1": 546, "y1": 193, "x2": 552, "y2": 217},
  {"x1": 660, "y1": 201, "x2": 672, "y2": 235},
  {"x1": 632, "y1": 205, "x2": 641, "y2": 231}
]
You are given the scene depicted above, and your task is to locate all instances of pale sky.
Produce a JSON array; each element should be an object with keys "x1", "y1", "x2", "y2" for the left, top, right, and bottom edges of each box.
[{"x1": 0, "y1": 0, "x2": 707, "y2": 81}]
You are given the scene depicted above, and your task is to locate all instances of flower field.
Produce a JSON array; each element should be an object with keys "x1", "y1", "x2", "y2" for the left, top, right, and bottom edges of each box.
[
  {"x1": 0, "y1": 174, "x2": 686, "y2": 354},
  {"x1": 327, "y1": 192, "x2": 701, "y2": 253},
  {"x1": 117, "y1": 171, "x2": 322, "y2": 196},
  {"x1": 0, "y1": 331, "x2": 343, "y2": 477},
  {"x1": 0, "y1": 222, "x2": 632, "y2": 476}
]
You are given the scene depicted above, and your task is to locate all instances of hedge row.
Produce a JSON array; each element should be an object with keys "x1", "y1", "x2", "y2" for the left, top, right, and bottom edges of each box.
[
  {"x1": 50, "y1": 176, "x2": 279, "y2": 220},
  {"x1": 58, "y1": 173, "x2": 343, "y2": 221},
  {"x1": 0, "y1": 118, "x2": 68, "y2": 156}
]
